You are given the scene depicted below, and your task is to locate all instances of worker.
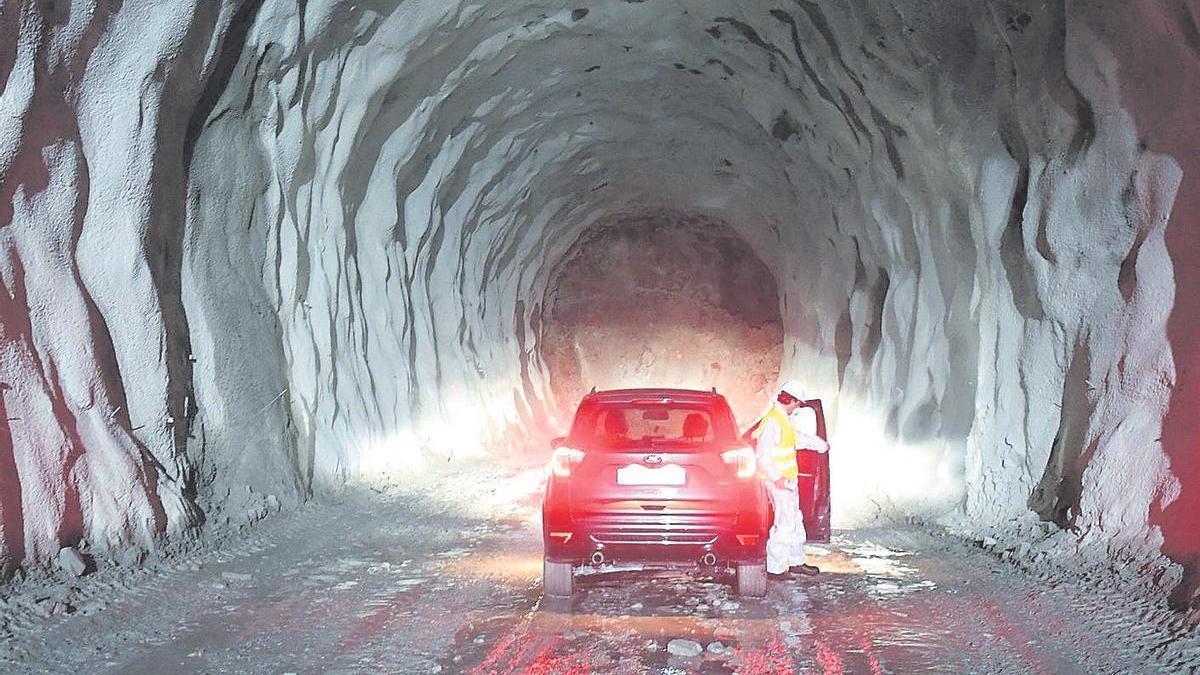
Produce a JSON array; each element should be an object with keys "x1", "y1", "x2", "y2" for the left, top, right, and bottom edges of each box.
[{"x1": 751, "y1": 380, "x2": 830, "y2": 579}]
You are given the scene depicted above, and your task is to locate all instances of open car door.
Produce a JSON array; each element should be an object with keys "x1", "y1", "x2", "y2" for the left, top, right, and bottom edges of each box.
[
  {"x1": 793, "y1": 399, "x2": 831, "y2": 543},
  {"x1": 741, "y1": 400, "x2": 831, "y2": 543}
]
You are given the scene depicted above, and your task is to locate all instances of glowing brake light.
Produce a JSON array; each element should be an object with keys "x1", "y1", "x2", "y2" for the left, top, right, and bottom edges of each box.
[
  {"x1": 550, "y1": 446, "x2": 585, "y2": 477},
  {"x1": 721, "y1": 446, "x2": 756, "y2": 479}
]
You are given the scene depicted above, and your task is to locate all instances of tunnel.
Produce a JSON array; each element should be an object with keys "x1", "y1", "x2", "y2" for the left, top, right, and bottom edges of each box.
[{"x1": 2, "y1": 0, "x2": 1200, "y2": 671}]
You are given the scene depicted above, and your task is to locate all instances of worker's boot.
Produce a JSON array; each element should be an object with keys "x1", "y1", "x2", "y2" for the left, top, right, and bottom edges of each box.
[
  {"x1": 767, "y1": 571, "x2": 792, "y2": 581},
  {"x1": 789, "y1": 564, "x2": 820, "y2": 576}
]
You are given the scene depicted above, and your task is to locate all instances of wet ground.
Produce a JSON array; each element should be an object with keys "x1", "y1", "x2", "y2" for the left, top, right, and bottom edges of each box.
[{"x1": 1, "y1": 461, "x2": 1196, "y2": 674}]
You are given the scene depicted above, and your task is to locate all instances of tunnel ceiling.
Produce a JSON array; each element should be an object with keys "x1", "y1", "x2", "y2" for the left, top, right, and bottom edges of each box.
[{"x1": 2, "y1": 0, "x2": 1199, "y2": 605}]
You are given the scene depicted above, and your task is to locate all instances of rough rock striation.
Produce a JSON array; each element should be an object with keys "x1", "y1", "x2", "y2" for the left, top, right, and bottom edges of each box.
[{"x1": 1, "y1": 0, "x2": 1199, "y2": 605}]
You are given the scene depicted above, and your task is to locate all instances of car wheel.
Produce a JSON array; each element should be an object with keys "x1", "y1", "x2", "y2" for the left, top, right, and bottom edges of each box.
[
  {"x1": 736, "y1": 561, "x2": 767, "y2": 597},
  {"x1": 543, "y1": 557, "x2": 574, "y2": 598}
]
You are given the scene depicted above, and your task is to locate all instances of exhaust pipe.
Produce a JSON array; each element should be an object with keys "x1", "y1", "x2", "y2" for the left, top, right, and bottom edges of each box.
[
  {"x1": 701, "y1": 552, "x2": 717, "y2": 566},
  {"x1": 590, "y1": 551, "x2": 605, "y2": 565}
]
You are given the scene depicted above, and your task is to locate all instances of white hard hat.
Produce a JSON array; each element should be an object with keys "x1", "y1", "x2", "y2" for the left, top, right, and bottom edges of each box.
[{"x1": 779, "y1": 380, "x2": 807, "y2": 400}]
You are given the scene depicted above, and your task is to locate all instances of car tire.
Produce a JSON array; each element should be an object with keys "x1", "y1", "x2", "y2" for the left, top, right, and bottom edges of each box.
[
  {"x1": 543, "y1": 558, "x2": 574, "y2": 598},
  {"x1": 736, "y1": 561, "x2": 767, "y2": 597}
]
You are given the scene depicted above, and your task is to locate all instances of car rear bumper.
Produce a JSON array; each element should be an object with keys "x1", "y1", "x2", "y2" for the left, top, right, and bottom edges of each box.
[{"x1": 543, "y1": 510, "x2": 768, "y2": 565}]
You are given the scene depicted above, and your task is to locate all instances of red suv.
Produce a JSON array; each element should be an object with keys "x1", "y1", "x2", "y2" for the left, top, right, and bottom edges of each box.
[{"x1": 542, "y1": 388, "x2": 771, "y2": 597}]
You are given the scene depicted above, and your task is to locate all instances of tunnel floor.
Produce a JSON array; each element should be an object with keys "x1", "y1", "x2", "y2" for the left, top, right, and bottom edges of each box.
[{"x1": 0, "y1": 461, "x2": 1195, "y2": 674}]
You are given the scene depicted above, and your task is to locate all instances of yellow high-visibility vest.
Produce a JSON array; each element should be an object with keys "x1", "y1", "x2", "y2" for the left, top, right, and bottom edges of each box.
[{"x1": 751, "y1": 404, "x2": 798, "y2": 480}]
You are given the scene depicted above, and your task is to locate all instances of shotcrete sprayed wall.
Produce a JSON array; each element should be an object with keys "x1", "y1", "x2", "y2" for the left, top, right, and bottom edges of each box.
[{"x1": 1, "y1": 0, "x2": 1198, "y2": 606}]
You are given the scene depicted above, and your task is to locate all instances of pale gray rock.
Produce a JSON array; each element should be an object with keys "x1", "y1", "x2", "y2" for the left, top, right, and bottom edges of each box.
[
  {"x1": 666, "y1": 639, "x2": 704, "y2": 658},
  {"x1": 77, "y1": 601, "x2": 106, "y2": 617},
  {"x1": 116, "y1": 547, "x2": 146, "y2": 568},
  {"x1": 56, "y1": 548, "x2": 88, "y2": 579}
]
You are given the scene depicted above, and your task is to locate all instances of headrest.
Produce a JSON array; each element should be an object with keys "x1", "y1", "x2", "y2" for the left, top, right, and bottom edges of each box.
[
  {"x1": 604, "y1": 411, "x2": 629, "y2": 436},
  {"x1": 682, "y1": 413, "x2": 709, "y2": 439}
]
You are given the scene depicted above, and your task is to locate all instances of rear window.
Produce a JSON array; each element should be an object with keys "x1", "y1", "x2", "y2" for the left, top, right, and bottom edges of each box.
[{"x1": 569, "y1": 401, "x2": 735, "y2": 451}]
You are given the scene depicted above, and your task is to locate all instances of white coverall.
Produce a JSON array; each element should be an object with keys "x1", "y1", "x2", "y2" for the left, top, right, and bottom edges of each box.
[{"x1": 755, "y1": 410, "x2": 830, "y2": 575}]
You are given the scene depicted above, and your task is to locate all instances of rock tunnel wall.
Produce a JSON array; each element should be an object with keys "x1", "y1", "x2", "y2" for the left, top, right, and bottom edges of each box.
[{"x1": 1, "y1": 0, "x2": 1198, "y2": 605}]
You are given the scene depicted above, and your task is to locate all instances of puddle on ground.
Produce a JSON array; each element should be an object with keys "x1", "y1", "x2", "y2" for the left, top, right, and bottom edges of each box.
[
  {"x1": 441, "y1": 568, "x2": 822, "y2": 673},
  {"x1": 440, "y1": 537, "x2": 1006, "y2": 674}
]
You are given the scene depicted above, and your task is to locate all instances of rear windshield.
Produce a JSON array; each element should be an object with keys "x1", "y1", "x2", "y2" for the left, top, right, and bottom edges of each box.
[{"x1": 569, "y1": 401, "x2": 735, "y2": 451}]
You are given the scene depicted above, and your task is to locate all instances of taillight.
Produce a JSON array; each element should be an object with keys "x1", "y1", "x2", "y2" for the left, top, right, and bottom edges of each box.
[
  {"x1": 550, "y1": 446, "x2": 585, "y2": 477},
  {"x1": 721, "y1": 446, "x2": 757, "y2": 479}
]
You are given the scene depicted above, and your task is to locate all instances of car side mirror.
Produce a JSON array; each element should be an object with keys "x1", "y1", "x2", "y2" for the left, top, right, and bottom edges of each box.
[{"x1": 550, "y1": 436, "x2": 566, "y2": 450}]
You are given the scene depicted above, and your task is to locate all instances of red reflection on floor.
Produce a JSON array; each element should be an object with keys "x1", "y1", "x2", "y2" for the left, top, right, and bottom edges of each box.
[
  {"x1": 523, "y1": 645, "x2": 592, "y2": 675},
  {"x1": 469, "y1": 630, "x2": 593, "y2": 675},
  {"x1": 472, "y1": 633, "x2": 520, "y2": 675},
  {"x1": 815, "y1": 639, "x2": 844, "y2": 674},
  {"x1": 732, "y1": 639, "x2": 794, "y2": 674},
  {"x1": 860, "y1": 635, "x2": 884, "y2": 675}
]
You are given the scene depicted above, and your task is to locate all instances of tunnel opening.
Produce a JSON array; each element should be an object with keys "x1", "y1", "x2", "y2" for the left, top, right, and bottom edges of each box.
[{"x1": 538, "y1": 212, "x2": 783, "y2": 425}]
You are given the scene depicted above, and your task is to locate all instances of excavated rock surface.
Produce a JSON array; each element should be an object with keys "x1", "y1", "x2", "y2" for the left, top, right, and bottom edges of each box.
[
  {"x1": 1, "y1": 0, "x2": 1198, "y2": 606},
  {"x1": 540, "y1": 213, "x2": 783, "y2": 423}
]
